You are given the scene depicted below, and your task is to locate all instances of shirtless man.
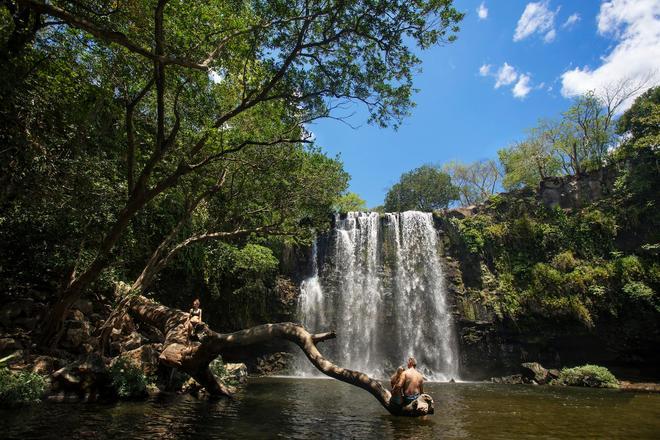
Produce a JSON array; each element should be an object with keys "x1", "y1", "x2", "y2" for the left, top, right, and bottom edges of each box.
[{"x1": 393, "y1": 357, "x2": 424, "y2": 405}]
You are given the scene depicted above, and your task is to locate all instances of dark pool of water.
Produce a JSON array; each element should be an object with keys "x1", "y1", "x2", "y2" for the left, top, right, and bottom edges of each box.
[{"x1": 1, "y1": 378, "x2": 659, "y2": 439}]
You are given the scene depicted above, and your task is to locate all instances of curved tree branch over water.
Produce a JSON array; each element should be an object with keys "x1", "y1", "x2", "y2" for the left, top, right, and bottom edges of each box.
[{"x1": 125, "y1": 294, "x2": 434, "y2": 417}]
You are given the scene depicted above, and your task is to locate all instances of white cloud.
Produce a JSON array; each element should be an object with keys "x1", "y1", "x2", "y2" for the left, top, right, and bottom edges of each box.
[
  {"x1": 562, "y1": 13, "x2": 581, "y2": 29},
  {"x1": 513, "y1": 74, "x2": 532, "y2": 98},
  {"x1": 495, "y1": 63, "x2": 518, "y2": 88},
  {"x1": 477, "y1": 2, "x2": 488, "y2": 20},
  {"x1": 480, "y1": 62, "x2": 535, "y2": 99},
  {"x1": 544, "y1": 28, "x2": 556, "y2": 42},
  {"x1": 561, "y1": 0, "x2": 660, "y2": 111},
  {"x1": 514, "y1": 1, "x2": 559, "y2": 42}
]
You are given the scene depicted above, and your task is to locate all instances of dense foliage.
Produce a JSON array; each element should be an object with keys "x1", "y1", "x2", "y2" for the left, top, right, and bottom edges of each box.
[
  {"x1": 447, "y1": 89, "x2": 659, "y2": 328},
  {"x1": 384, "y1": 164, "x2": 459, "y2": 212},
  {"x1": 0, "y1": 355, "x2": 46, "y2": 406}
]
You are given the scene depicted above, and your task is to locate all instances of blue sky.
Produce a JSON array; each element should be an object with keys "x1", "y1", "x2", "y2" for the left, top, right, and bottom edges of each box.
[{"x1": 310, "y1": 0, "x2": 660, "y2": 208}]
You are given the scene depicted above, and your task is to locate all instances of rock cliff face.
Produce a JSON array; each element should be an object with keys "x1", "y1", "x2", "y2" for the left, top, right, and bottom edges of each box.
[
  {"x1": 434, "y1": 165, "x2": 659, "y2": 381},
  {"x1": 538, "y1": 165, "x2": 618, "y2": 210}
]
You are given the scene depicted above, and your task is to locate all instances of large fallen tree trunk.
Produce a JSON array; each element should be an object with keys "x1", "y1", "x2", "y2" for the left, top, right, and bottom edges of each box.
[{"x1": 125, "y1": 294, "x2": 434, "y2": 417}]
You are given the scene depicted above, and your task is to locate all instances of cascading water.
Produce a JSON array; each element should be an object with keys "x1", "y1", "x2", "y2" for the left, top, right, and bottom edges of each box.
[{"x1": 296, "y1": 211, "x2": 459, "y2": 381}]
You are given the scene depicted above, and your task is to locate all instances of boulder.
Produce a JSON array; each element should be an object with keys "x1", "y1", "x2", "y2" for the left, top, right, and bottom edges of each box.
[
  {"x1": 0, "y1": 337, "x2": 22, "y2": 354},
  {"x1": 255, "y1": 352, "x2": 293, "y2": 375},
  {"x1": 446, "y1": 206, "x2": 477, "y2": 220},
  {"x1": 50, "y1": 353, "x2": 109, "y2": 397},
  {"x1": 115, "y1": 344, "x2": 162, "y2": 375},
  {"x1": 491, "y1": 374, "x2": 524, "y2": 385},
  {"x1": 66, "y1": 309, "x2": 86, "y2": 322},
  {"x1": 119, "y1": 331, "x2": 146, "y2": 352},
  {"x1": 548, "y1": 369, "x2": 560, "y2": 380},
  {"x1": 521, "y1": 362, "x2": 550, "y2": 384},
  {"x1": 223, "y1": 362, "x2": 248, "y2": 383},
  {"x1": 61, "y1": 321, "x2": 92, "y2": 350},
  {"x1": 181, "y1": 376, "x2": 238, "y2": 396},
  {"x1": 32, "y1": 355, "x2": 65, "y2": 375},
  {"x1": 137, "y1": 323, "x2": 165, "y2": 344}
]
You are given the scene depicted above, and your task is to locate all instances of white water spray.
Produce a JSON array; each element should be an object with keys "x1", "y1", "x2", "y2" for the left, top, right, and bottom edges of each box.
[{"x1": 296, "y1": 211, "x2": 459, "y2": 381}]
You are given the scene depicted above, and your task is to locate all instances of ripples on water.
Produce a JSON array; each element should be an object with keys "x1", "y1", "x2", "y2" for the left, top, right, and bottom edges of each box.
[{"x1": 1, "y1": 378, "x2": 659, "y2": 439}]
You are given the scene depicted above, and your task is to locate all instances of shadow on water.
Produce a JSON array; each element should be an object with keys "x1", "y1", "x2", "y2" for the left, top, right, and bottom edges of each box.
[{"x1": 1, "y1": 378, "x2": 658, "y2": 439}]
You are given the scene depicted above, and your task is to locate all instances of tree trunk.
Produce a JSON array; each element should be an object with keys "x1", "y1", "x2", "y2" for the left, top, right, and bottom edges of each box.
[{"x1": 125, "y1": 294, "x2": 435, "y2": 417}]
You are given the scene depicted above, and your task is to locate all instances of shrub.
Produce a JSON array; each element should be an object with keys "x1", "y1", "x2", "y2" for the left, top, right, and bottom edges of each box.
[
  {"x1": 539, "y1": 295, "x2": 594, "y2": 328},
  {"x1": 530, "y1": 263, "x2": 563, "y2": 296},
  {"x1": 556, "y1": 364, "x2": 619, "y2": 388},
  {"x1": 614, "y1": 255, "x2": 644, "y2": 283},
  {"x1": 109, "y1": 358, "x2": 150, "y2": 399},
  {"x1": 0, "y1": 367, "x2": 47, "y2": 407},
  {"x1": 564, "y1": 264, "x2": 610, "y2": 296},
  {"x1": 570, "y1": 209, "x2": 617, "y2": 258},
  {"x1": 552, "y1": 251, "x2": 578, "y2": 272},
  {"x1": 451, "y1": 217, "x2": 486, "y2": 255},
  {"x1": 622, "y1": 281, "x2": 658, "y2": 312}
]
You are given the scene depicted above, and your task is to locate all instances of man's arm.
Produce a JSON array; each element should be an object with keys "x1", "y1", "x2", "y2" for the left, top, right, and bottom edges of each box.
[{"x1": 393, "y1": 371, "x2": 406, "y2": 393}]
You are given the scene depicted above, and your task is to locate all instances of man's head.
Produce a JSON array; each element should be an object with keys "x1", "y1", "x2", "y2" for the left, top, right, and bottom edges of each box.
[
  {"x1": 193, "y1": 298, "x2": 200, "y2": 308},
  {"x1": 407, "y1": 357, "x2": 417, "y2": 369}
]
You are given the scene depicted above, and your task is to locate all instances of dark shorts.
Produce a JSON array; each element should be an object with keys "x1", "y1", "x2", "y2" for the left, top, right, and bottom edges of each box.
[{"x1": 403, "y1": 393, "x2": 420, "y2": 404}]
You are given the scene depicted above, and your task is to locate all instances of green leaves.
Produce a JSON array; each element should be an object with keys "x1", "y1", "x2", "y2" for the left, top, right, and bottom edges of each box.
[
  {"x1": 333, "y1": 192, "x2": 367, "y2": 213},
  {"x1": 555, "y1": 364, "x2": 619, "y2": 388},
  {"x1": 384, "y1": 164, "x2": 459, "y2": 212},
  {"x1": 0, "y1": 368, "x2": 47, "y2": 407},
  {"x1": 498, "y1": 87, "x2": 631, "y2": 189}
]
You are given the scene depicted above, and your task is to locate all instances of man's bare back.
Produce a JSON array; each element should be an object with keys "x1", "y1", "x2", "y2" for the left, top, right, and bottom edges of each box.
[
  {"x1": 394, "y1": 357, "x2": 424, "y2": 402},
  {"x1": 401, "y1": 368, "x2": 424, "y2": 396}
]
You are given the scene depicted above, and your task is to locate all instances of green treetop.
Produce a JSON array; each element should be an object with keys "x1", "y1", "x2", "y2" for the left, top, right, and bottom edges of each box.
[{"x1": 384, "y1": 165, "x2": 459, "y2": 212}]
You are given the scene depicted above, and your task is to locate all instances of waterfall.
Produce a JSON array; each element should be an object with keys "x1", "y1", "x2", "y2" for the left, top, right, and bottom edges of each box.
[{"x1": 296, "y1": 211, "x2": 459, "y2": 381}]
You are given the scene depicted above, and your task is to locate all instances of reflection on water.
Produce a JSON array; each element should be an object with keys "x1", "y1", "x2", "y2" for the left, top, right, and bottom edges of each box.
[{"x1": 1, "y1": 378, "x2": 659, "y2": 439}]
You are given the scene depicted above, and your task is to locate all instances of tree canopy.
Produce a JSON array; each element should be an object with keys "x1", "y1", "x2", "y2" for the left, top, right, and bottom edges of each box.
[
  {"x1": 334, "y1": 192, "x2": 367, "y2": 213},
  {"x1": 498, "y1": 82, "x2": 651, "y2": 190},
  {"x1": 0, "y1": 0, "x2": 464, "y2": 341},
  {"x1": 384, "y1": 165, "x2": 459, "y2": 212},
  {"x1": 443, "y1": 159, "x2": 502, "y2": 206},
  {"x1": 616, "y1": 86, "x2": 660, "y2": 153}
]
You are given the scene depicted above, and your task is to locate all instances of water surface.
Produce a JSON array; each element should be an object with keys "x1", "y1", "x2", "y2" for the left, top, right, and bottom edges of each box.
[{"x1": 1, "y1": 378, "x2": 658, "y2": 439}]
